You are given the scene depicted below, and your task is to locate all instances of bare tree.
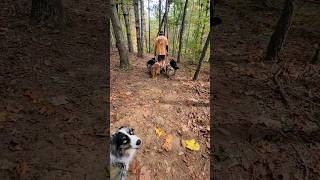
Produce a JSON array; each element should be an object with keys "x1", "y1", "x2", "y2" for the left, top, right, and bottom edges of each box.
[
  {"x1": 193, "y1": 31, "x2": 211, "y2": 81},
  {"x1": 121, "y1": 0, "x2": 134, "y2": 53},
  {"x1": 148, "y1": 0, "x2": 151, "y2": 53},
  {"x1": 158, "y1": 0, "x2": 172, "y2": 35},
  {"x1": 200, "y1": 0, "x2": 209, "y2": 47},
  {"x1": 159, "y1": 0, "x2": 162, "y2": 29},
  {"x1": 265, "y1": 0, "x2": 295, "y2": 62},
  {"x1": 184, "y1": 0, "x2": 195, "y2": 54},
  {"x1": 177, "y1": 0, "x2": 189, "y2": 63},
  {"x1": 111, "y1": 0, "x2": 129, "y2": 69},
  {"x1": 31, "y1": 0, "x2": 64, "y2": 26},
  {"x1": 133, "y1": 0, "x2": 143, "y2": 57},
  {"x1": 193, "y1": 17, "x2": 222, "y2": 80},
  {"x1": 140, "y1": 0, "x2": 145, "y2": 54}
]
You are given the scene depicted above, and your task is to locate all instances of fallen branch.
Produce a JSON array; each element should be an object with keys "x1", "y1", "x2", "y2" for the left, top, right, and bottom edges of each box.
[{"x1": 272, "y1": 64, "x2": 292, "y2": 109}]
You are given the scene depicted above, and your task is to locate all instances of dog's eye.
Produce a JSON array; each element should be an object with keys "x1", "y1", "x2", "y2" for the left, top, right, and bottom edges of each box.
[
  {"x1": 123, "y1": 140, "x2": 127, "y2": 144},
  {"x1": 129, "y1": 129, "x2": 134, "y2": 135}
]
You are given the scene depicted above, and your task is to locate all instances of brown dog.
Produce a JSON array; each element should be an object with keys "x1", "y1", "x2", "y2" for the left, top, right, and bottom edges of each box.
[{"x1": 151, "y1": 62, "x2": 161, "y2": 79}]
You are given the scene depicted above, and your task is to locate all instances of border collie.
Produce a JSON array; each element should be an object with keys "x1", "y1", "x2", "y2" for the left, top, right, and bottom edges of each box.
[
  {"x1": 165, "y1": 59, "x2": 179, "y2": 78},
  {"x1": 110, "y1": 127, "x2": 141, "y2": 180}
]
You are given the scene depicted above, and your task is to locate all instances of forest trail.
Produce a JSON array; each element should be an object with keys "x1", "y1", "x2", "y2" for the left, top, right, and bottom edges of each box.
[{"x1": 110, "y1": 51, "x2": 210, "y2": 180}]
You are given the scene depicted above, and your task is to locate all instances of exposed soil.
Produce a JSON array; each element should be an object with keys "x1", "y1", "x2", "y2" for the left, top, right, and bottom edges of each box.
[
  {"x1": 1, "y1": 0, "x2": 320, "y2": 179},
  {"x1": 0, "y1": 0, "x2": 108, "y2": 179},
  {"x1": 110, "y1": 52, "x2": 211, "y2": 179},
  {"x1": 212, "y1": 0, "x2": 320, "y2": 179}
]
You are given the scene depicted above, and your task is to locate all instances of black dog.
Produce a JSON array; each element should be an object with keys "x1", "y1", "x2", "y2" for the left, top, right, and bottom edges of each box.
[
  {"x1": 146, "y1": 58, "x2": 156, "y2": 73},
  {"x1": 169, "y1": 59, "x2": 179, "y2": 70}
]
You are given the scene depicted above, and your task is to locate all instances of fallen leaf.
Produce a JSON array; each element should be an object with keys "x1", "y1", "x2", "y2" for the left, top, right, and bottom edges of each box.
[
  {"x1": 155, "y1": 127, "x2": 164, "y2": 137},
  {"x1": 39, "y1": 104, "x2": 55, "y2": 116},
  {"x1": 206, "y1": 126, "x2": 210, "y2": 132},
  {"x1": 24, "y1": 88, "x2": 43, "y2": 103},
  {"x1": 182, "y1": 139, "x2": 200, "y2": 151},
  {"x1": 139, "y1": 166, "x2": 151, "y2": 180},
  {"x1": 162, "y1": 134, "x2": 173, "y2": 151},
  {"x1": 49, "y1": 95, "x2": 69, "y2": 106}
]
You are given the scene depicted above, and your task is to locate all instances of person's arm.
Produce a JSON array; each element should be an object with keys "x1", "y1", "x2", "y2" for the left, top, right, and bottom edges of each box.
[{"x1": 166, "y1": 38, "x2": 169, "y2": 55}]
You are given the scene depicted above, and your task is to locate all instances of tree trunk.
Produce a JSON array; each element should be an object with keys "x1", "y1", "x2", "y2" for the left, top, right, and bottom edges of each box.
[
  {"x1": 110, "y1": 24, "x2": 117, "y2": 49},
  {"x1": 148, "y1": 0, "x2": 151, "y2": 53},
  {"x1": 177, "y1": 0, "x2": 189, "y2": 63},
  {"x1": 200, "y1": 0, "x2": 209, "y2": 47},
  {"x1": 193, "y1": 31, "x2": 211, "y2": 80},
  {"x1": 184, "y1": 0, "x2": 195, "y2": 54},
  {"x1": 140, "y1": 0, "x2": 145, "y2": 55},
  {"x1": 121, "y1": 0, "x2": 134, "y2": 53},
  {"x1": 164, "y1": 0, "x2": 169, "y2": 35},
  {"x1": 111, "y1": 0, "x2": 130, "y2": 70},
  {"x1": 172, "y1": 2, "x2": 182, "y2": 56},
  {"x1": 265, "y1": 0, "x2": 295, "y2": 62},
  {"x1": 31, "y1": 0, "x2": 64, "y2": 26},
  {"x1": 158, "y1": 0, "x2": 172, "y2": 36},
  {"x1": 159, "y1": 0, "x2": 162, "y2": 29},
  {"x1": 134, "y1": 0, "x2": 143, "y2": 57}
]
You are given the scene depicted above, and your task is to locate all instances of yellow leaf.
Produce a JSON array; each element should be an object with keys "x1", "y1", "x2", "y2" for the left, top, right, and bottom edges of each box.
[
  {"x1": 182, "y1": 139, "x2": 200, "y2": 151},
  {"x1": 155, "y1": 128, "x2": 164, "y2": 137},
  {"x1": 206, "y1": 126, "x2": 210, "y2": 132}
]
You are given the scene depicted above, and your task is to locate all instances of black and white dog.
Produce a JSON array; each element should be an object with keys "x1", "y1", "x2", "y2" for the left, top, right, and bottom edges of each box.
[
  {"x1": 110, "y1": 126, "x2": 141, "y2": 180},
  {"x1": 146, "y1": 58, "x2": 156, "y2": 73},
  {"x1": 165, "y1": 59, "x2": 179, "y2": 78}
]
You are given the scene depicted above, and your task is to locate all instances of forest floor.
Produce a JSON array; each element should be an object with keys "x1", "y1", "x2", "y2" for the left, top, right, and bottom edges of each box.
[
  {"x1": 0, "y1": 0, "x2": 108, "y2": 179},
  {"x1": 1, "y1": 0, "x2": 320, "y2": 179},
  {"x1": 110, "y1": 52, "x2": 211, "y2": 180},
  {"x1": 212, "y1": 0, "x2": 320, "y2": 179}
]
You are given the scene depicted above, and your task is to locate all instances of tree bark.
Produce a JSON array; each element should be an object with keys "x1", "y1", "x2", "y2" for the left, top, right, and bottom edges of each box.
[
  {"x1": 148, "y1": 0, "x2": 151, "y2": 53},
  {"x1": 159, "y1": 0, "x2": 162, "y2": 29},
  {"x1": 134, "y1": 0, "x2": 143, "y2": 57},
  {"x1": 184, "y1": 0, "x2": 195, "y2": 54},
  {"x1": 121, "y1": 0, "x2": 134, "y2": 53},
  {"x1": 31, "y1": 0, "x2": 64, "y2": 26},
  {"x1": 172, "y1": 2, "x2": 182, "y2": 56},
  {"x1": 265, "y1": 0, "x2": 295, "y2": 62},
  {"x1": 177, "y1": 0, "x2": 189, "y2": 63},
  {"x1": 200, "y1": 0, "x2": 209, "y2": 47},
  {"x1": 111, "y1": 0, "x2": 130, "y2": 69},
  {"x1": 158, "y1": 0, "x2": 172, "y2": 36},
  {"x1": 140, "y1": 0, "x2": 145, "y2": 54},
  {"x1": 193, "y1": 31, "x2": 211, "y2": 81}
]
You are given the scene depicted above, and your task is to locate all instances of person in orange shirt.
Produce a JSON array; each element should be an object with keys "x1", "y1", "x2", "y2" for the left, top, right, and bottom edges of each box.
[{"x1": 154, "y1": 31, "x2": 169, "y2": 71}]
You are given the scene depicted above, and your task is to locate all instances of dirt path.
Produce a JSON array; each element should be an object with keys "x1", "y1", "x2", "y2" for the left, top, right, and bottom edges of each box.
[{"x1": 110, "y1": 52, "x2": 211, "y2": 180}]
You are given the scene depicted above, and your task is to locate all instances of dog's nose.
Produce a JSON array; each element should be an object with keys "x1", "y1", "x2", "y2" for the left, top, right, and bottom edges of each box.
[{"x1": 136, "y1": 139, "x2": 141, "y2": 145}]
